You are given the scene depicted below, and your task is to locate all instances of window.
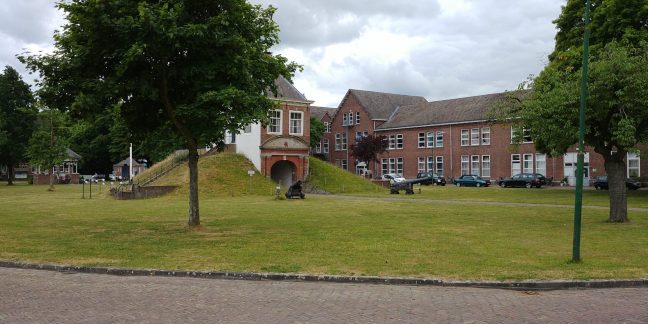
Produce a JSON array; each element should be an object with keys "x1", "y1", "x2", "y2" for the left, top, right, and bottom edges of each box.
[
  {"x1": 511, "y1": 154, "x2": 521, "y2": 176},
  {"x1": 341, "y1": 159, "x2": 348, "y2": 170},
  {"x1": 348, "y1": 112, "x2": 354, "y2": 125},
  {"x1": 388, "y1": 135, "x2": 396, "y2": 150},
  {"x1": 481, "y1": 127, "x2": 490, "y2": 145},
  {"x1": 436, "y1": 156, "x2": 444, "y2": 176},
  {"x1": 523, "y1": 154, "x2": 533, "y2": 173},
  {"x1": 324, "y1": 122, "x2": 331, "y2": 133},
  {"x1": 535, "y1": 154, "x2": 546, "y2": 175},
  {"x1": 436, "y1": 131, "x2": 444, "y2": 148},
  {"x1": 628, "y1": 153, "x2": 640, "y2": 177},
  {"x1": 427, "y1": 132, "x2": 434, "y2": 147},
  {"x1": 418, "y1": 133, "x2": 426, "y2": 148},
  {"x1": 342, "y1": 114, "x2": 348, "y2": 126},
  {"x1": 341, "y1": 133, "x2": 348, "y2": 150},
  {"x1": 381, "y1": 159, "x2": 389, "y2": 175},
  {"x1": 335, "y1": 134, "x2": 341, "y2": 151},
  {"x1": 482, "y1": 155, "x2": 491, "y2": 178},
  {"x1": 396, "y1": 157, "x2": 404, "y2": 175},
  {"x1": 289, "y1": 111, "x2": 303, "y2": 135},
  {"x1": 471, "y1": 155, "x2": 480, "y2": 176},
  {"x1": 461, "y1": 156, "x2": 469, "y2": 175},
  {"x1": 512, "y1": 127, "x2": 533, "y2": 143},
  {"x1": 243, "y1": 124, "x2": 252, "y2": 133},
  {"x1": 418, "y1": 157, "x2": 426, "y2": 173},
  {"x1": 461, "y1": 129, "x2": 469, "y2": 146},
  {"x1": 427, "y1": 156, "x2": 434, "y2": 173},
  {"x1": 389, "y1": 158, "x2": 396, "y2": 174},
  {"x1": 269, "y1": 110, "x2": 282, "y2": 134},
  {"x1": 356, "y1": 112, "x2": 360, "y2": 125},
  {"x1": 336, "y1": 159, "x2": 348, "y2": 170},
  {"x1": 323, "y1": 139, "x2": 329, "y2": 154},
  {"x1": 315, "y1": 142, "x2": 322, "y2": 153},
  {"x1": 396, "y1": 134, "x2": 403, "y2": 149},
  {"x1": 356, "y1": 132, "x2": 364, "y2": 141},
  {"x1": 471, "y1": 128, "x2": 480, "y2": 146}
]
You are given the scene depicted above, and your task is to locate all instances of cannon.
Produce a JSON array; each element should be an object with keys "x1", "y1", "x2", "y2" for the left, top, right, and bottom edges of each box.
[
  {"x1": 285, "y1": 180, "x2": 305, "y2": 199},
  {"x1": 389, "y1": 178, "x2": 427, "y2": 194}
]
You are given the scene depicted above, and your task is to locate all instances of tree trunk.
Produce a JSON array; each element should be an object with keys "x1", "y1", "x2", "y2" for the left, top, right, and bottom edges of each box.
[
  {"x1": 187, "y1": 145, "x2": 200, "y2": 226},
  {"x1": 7, "y1": 165, "x2": 14, "y2": 185},
  {"x1": 605, "y1": 158, "x2": 628, "y2": 223},
  {"x1": 48, "y1": 167, "x2": 55, "y2": 191}
]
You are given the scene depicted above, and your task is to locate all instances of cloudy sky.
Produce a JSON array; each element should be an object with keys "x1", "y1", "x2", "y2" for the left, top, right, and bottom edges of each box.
[{"x1": 0, "y1": 0, "x2": 565, "y2": 107}]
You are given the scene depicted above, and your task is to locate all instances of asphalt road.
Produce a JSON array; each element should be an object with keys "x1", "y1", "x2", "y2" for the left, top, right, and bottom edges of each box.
[{"x1": 2, "y1": 267, "x2": 647, "y2": 323}]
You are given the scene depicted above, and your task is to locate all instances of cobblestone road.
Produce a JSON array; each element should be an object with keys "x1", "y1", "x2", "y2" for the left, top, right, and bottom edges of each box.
[{"x1": 1, "y1": 267, "x2": 647, "y2": 323}]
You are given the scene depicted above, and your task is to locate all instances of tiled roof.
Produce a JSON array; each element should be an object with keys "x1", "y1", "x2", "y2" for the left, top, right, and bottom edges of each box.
[
  {"x1": 376, "y1": 92, "x2": 517, "y2": 130},
  {"x1": 345, "y1": 89, "x2": 427, "y2": 120},
  {"x1": 267, "y1": 76, "x2": 309, "y2": 102},
  {"x1": 310, "y1": 106, "x2": 336, "y2": 120},
  {"x1": 66, "y1": 148, "x2": 82, "y2": 160}
]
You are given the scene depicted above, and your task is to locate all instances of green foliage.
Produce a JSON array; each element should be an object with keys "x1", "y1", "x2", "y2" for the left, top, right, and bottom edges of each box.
[
  {"x1": 309, "y1": 117, "x2": 325, "y2": 149},
  {"x1": 0, "y1": 66, "x2": 36, "y2": 183},
  {"x1": 26, "y1": 109, "x2": 69, "y2": 173}
]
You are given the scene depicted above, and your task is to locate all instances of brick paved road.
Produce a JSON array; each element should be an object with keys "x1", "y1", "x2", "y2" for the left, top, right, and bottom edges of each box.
[{"x1": 1, "y1": 267, "x2": 647, "y2": 323}]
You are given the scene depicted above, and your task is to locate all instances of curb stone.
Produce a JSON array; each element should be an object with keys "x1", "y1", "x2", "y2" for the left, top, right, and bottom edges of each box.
[{"x1": 2, "y1": 261, "x2": 647, "y2": 291}]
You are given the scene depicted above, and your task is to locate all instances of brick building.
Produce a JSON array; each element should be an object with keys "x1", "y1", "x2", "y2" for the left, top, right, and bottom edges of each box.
[
  {"x1": 310, "y1": 105, "x2": 336, "y2": 161},
  {"x1": 318, "y1": 90, "x2": 644, "y2": 185}
]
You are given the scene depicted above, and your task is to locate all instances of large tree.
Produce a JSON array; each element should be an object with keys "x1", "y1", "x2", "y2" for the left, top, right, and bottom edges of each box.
[
  {"x1": 26, "y1": 109, "x2": 70, "y2": 191},
  {"x1": 515, "y1": 0, "x2": 648, "y2": 223},
  {"x1": 0, "y1": 66, "x2": 36, "y2": 185},
  {"x1": 21, "y1": 0, "x2": 299, "y2": 226}
]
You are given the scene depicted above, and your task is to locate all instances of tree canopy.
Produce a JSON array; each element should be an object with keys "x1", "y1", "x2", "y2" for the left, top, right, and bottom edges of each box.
[
  {"x1": 21, "y1": 0, "x2": 299, "y2": 225},
  {"x1": 27, "y1": 109, "x2": 70, "y2": 191},
  {"x1": 0, "y1": 66, "x2": 36, "y2": 185},
  {"x1": 515, "y1": 0, "x2": 648, "y2": 222}
]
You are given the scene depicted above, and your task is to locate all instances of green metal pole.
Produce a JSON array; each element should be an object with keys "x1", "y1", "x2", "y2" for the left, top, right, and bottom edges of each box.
[{"x1": 573, "y1": 0, "x2": 592, "y2": 263}]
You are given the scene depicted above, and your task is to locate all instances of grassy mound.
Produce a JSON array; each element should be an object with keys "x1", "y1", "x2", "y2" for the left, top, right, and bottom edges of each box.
[
  {"x1": 308, "y1": 157, "x2": 382, "y2": 194},
  {"x1": 152, "y1": 153, "x2": 277, "y2": 197}
]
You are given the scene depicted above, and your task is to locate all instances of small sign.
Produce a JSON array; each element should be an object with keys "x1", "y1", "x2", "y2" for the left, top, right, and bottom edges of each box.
[{"x1": 248, "y1": 170, "x2": 255, "y2": 176}]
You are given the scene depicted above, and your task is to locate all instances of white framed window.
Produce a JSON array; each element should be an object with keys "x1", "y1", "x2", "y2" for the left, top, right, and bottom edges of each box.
[
  {"x1": 436, "y1": 156, "x2": 444, "y2": 177},
  {"x1": 396, "y1": 157, "x2": 404, "y2": 175},
  {"x1": 348, "y1": 112, "x2": 354, "y2": 125},
  {"x1": 341, "y1": 133, "x2": 347, "y2": 150},
  {"x1": 535, "y1": 154, "x2": 546, "y2": 175},
  {"x1": 315, "y1": 142, "x2": 322, "y2": 153},
  {"x1": 427, "y1": 132, "x2": 434, "y2": 148},
  {"x1": 336, "y1": 159, "x2": 348, "y2": 170},
  {"x1": 342, "y1": 114, "x2": 348, "y2": 126},
  {"x1": 482, "y1": 155, "x2": 491, "y2": 178},
  {"x1": 523, "y1": 154, "x2": 533, "y2": 173},
  {"x1": 356, "y1": 112, "x2": 360, "y2": 125},
  {"x1": 512, "y1": 127, "x2": 533, "y2": 143},
  {"x1": 389, "y1": 158, "x2": 396, "y2": 174},
  {"x1": 418, "y1": 157, "x2": 426, "y2": 173},
  {"x1": 356, "y1": 132, "x2": 364, "y2": 141},
  {"x1": 269, "y1": 110, "x2": 282, "y2": 134},
  {"x1": 471, "y1": 128, "x2": 480, "y2": 146},
  {"x1": 396, "y1": 134, "x2": 403, "y2": 149},
  {"x1": 418, "y1": 133, "x2": 426, "y2": 148},
  {"x1": 481, "y1": 127, "x2": 490, "y2": 145},
  {"x1": 324, "y1": 122, "x2": 331, "y2": 133},
  {"x1": 388, "y1": 135, "x2": 396, "y2": 150},
  {"x1": 461, "y1": 155, "x2": 469, "y2": 175},
  {"x1": 341, "y1": 159, "x2": 348, "y2": 170},
  {"x1": 471, "y1": 155, "x2": 480, "y2": 176},
  {"x1": 323, "y1": 139, "x2": 329, "y2": 153},
  {"x1": 511, "y1": 154, "x2": 521, "y2": 176},
  {"x1": 461, "y1": 129, "x2": 469, "y2": 146},
  {"x1": 436, "y1": 131, "x2": 444, "y2": 148},
  {"x1": 335, "y1": 134, "x2": 341, "y2": 151},
  {"x1": 628, "y1": 153, "x2": 640, "y2": 177},
  {"x1": 289, "y1": 111, "x2": 303, "y2": 135},
  {"x1": 427, "y1": 156, "x2": 434, "y2": 173}
]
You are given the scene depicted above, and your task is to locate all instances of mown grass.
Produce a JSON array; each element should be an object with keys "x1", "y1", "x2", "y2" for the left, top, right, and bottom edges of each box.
[
  {"x1": 1, "y1": 183, "x2": 646, "y2": 280},
  {"x1": 307, "y1": 157, "x2": 383, "y2": 194}
]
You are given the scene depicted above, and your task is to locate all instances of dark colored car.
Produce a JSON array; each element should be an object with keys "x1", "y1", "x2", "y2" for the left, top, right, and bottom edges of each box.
[
  {"x1": 593, "y1": 175, "x2": 641, "y2": 190},
  {"x1": 499, "y1": 173, "x2": 545, "y2": 188},
  {"x1": 453, "y1": 175, "x2": 490, "y2": 187},
  {"x1": 416, "y1": 172, "x2": 447, "y2": 186}
]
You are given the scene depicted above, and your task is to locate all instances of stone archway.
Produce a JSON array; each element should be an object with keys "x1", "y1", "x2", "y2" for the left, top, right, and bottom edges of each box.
[{"x1": 271, "y1": 160, "x2": 296, "y2": 187}]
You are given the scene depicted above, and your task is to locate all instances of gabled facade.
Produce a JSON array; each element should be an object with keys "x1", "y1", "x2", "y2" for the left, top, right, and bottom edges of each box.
[
  {"x1": 310, "y1": 105, "x2": 336, "y2": 161},
  {"x1": 225, "y1": 77, "x2": 313, "y2": 187}
]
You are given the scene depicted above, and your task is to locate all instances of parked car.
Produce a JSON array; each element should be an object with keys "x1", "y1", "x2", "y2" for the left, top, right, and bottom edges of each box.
[
  {"x1": 381, "y1": 173, "x2": 406, "y2": 184},
  {"x1": 499, "y1": 173, "x2": 545, "y2": 188},
  {"x1": 416, "y1": 172, "x2": 447, "y2": 186},
  {"x1": 593, "y1": 175, "x2": 641, "y2": 190},
  {"x1": 453, "y1": 175, "x2": 490, "y2": 187}
]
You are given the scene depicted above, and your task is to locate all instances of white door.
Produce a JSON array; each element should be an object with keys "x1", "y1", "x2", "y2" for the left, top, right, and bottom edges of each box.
[{"x1": 564, "y1": 153, "x2": 590, "y2": 186}]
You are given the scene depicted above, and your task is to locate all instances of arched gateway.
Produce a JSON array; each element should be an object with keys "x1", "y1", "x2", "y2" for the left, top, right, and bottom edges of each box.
[{"x1": 261, "y1": 135, "x2": 310, "y2": 186}]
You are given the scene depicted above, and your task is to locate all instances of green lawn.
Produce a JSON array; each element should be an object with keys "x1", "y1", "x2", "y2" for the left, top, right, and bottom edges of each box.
[{"x1": 1, "y1": 183, "x2": 646, "y2": 280}]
